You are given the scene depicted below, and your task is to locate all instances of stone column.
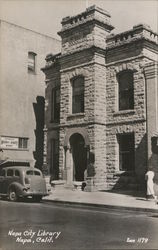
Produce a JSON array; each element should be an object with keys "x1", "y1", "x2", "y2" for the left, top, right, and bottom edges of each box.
[
  {"x1": 86, "y1": 145, "x2": 90, "y2": 167},
  {"x1": 84, "y1": 148, "x2": 97, "y2": 192},
  {"x1": 65, "y1": 145, "x2": 73, "y2": 186}
]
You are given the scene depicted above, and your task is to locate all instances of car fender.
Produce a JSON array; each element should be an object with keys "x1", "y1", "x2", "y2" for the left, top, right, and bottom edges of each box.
[{"x1": 8, "y1": 182, "x2": 25, "y2": 196}]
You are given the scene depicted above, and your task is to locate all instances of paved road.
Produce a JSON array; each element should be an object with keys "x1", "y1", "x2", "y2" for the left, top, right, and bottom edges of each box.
[{"x1": 0, "y1": 199, "x2": 158, "y2": 250}]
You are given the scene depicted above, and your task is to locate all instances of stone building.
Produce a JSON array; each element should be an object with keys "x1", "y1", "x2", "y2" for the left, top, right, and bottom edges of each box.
[
  {"x1": 0, "y1": 20, "x2": 60, "y2": 169},
  {"x1": 42, "y1": 5, "x2": 158, "y2": 191}
]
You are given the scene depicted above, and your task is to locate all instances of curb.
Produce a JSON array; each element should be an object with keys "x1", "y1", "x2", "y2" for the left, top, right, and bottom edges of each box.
[{"x1": 43, "y1": 198, "x2": 158, "y2": 213}]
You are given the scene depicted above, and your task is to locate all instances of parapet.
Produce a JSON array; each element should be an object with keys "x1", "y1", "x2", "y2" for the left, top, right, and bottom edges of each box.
[
  {"x1": 106, "y1": 23, "x2": 158, "y2": 49},
  {"x1": 58, "y1": 5, "x2": 114, "y2": 36}
]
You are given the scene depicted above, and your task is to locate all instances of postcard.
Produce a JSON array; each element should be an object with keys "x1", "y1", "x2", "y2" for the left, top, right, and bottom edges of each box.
[{"x1": 0, "y1": 0, "x2": 157, "y2": 249}]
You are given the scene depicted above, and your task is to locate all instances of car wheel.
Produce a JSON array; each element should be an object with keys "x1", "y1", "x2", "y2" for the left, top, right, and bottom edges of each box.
[
  {"x1": 9, "y1": 188, "x2": 18, "y2": 202},
  {"x1": 32, "y1": 196, "x2": 42, "y2": 202}
]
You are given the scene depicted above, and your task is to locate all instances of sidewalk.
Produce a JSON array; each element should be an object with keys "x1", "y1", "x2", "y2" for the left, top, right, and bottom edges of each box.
[{"x1": 43, "y1": 188, "x2": 158, "y2": 213}]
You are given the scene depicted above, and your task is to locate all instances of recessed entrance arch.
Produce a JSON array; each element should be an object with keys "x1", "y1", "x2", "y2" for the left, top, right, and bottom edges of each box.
[
  {"x1": 64, "y1": 128, "x2": 90, "y2": 185},
  {"x1": 70, "y1": 133, "x2": 87, "y2": 181}
]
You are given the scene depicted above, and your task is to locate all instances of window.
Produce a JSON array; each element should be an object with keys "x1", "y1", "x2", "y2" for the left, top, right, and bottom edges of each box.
[
  {"x1": 50, "y1": 139, "x2": 59, "y2": 180},
  {"x1": 19, "y1": 138, "x2": 28, "y2": 149},
  {"x1": 26, "y1": 170, "x2": 41, "y2": 176},
  {"x1": 118, "y1": 133, "x2": 135, "y2": 171},
  {"x1": 26, "y1": 170, "x2": 34, "y2": 175},
  {"x1": 28, "y1": 52, "x2": 36, "y2": 73},
  {"x1": 7, "y1": 169, "x2": 14, "y2": 177},
  {"x1": 0, "y1": 169, "x2": 5, "y2": 177},
  {"x1": 72, "y1": 77, "x2": 84, "y2": 114},
  {"x1": 15, "y1": 170, "x2": 20, "y2": 177},
  {"x1": 117, "y1": 71, "x2": 134, "y2": 110},
  {"x1": 34, "y1": 171, "x2": 41, "y2": 176},
  {"x1": 51, "y1": 88, "x2": 60, "y2": 122}
]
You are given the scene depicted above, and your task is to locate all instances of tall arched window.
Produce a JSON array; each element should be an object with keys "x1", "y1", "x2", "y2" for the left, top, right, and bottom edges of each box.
[
  {"x1": 72, "y1": 77, "x2": 84, "y2": 114},
  {"x1": 51, "y1": 88, "x2": 60, "y2": 122},
  {"x1": 117, "y1": 71, "x2": 134, "y2": 110}
]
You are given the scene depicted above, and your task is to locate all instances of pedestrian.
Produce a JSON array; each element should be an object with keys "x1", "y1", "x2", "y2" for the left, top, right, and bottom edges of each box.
[{"x1": 145, "y1": 168, "x2": 156, "y2": 200}]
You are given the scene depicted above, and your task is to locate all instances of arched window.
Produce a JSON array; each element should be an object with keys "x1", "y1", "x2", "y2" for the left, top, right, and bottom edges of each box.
[
  {"x1": 51, "y1": 88, "x2": 60, "y2": 122},
  {"x1": 72, "y1": 77, "x2": 84, "y2": 114},
  {"x1": 28, "y1": 52, "x2": 36, "y2": 72},
  {"x1": 117, "y1": 71, "x2": 134, "y2": 110}
]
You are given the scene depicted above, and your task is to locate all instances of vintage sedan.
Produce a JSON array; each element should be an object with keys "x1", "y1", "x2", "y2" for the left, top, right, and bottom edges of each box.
[{"x1": 0, "y1": 166, "x2": 51, "y2": 202}]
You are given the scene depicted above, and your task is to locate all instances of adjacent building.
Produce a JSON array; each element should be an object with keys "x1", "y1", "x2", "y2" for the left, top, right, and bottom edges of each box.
[
  {"x1": 42, "y1": 5, "x2": 158, "y2": 191},
  {"x1": 0, "y1": 20, "x2": 60, "y2": 169}
]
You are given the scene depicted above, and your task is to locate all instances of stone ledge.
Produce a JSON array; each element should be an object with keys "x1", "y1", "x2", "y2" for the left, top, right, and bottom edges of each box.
[
  {"x1": 67, "y1": 113, "x2": 85, "y2": 119},
  {"x1": 113, "y1": 110, "x2": 135, "y2": 116}
]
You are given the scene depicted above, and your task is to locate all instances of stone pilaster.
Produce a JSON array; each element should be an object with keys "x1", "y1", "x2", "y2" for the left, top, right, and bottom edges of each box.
[{"x1": 143, "y1": 62, "x2": 158, "y2": 163}]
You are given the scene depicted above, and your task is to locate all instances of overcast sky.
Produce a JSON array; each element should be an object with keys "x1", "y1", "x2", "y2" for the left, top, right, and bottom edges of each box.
[{"x1": 0, "y1": 0, "x2": 157, "y2": 40}]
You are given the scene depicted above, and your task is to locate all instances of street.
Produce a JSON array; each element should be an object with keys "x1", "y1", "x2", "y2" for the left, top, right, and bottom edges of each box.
[{"x1": 0, "y1": 199, "x2": 158, "y2": 250}]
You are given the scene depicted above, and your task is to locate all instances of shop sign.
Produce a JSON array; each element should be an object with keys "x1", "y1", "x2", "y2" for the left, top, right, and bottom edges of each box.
[{"x1": 0, "y1": 136, "x2": 19, "y2": 149}]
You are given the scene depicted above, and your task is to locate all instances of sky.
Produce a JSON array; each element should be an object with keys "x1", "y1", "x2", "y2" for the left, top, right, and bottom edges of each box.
[{"x1": 0, "y1": 0, "x2": 157, "y2": 40}]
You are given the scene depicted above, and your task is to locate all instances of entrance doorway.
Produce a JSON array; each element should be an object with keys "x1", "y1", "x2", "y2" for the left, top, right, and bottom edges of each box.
[{"x1": 70, "y1": 133, "x2": 87, "y2": 181}]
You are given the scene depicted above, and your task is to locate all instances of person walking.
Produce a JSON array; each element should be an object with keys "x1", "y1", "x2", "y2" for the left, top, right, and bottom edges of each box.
[{"x1": 145, "y1": 168, "x2": 156, "y2": 200}]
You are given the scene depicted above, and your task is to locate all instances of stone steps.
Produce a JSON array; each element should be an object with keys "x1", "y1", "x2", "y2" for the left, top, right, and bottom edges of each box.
[{"x1": 51, "y1": 180, "x2": 83, "y2": 191}]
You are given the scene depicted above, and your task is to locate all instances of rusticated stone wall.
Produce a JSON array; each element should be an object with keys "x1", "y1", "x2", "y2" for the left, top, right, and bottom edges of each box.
[
  {"x1": 105, "y1": 59, "x2": 152, "y2": 189},
  {"x1": 57, "y1": 49, "x2": 108, "y2": 189},
  {"x1": 43, "y1": 6, "x2": 158, "y2": 191}
]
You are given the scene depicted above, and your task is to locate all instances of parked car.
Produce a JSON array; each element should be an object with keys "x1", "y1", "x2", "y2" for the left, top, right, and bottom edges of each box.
[{"x1": 0, "y1": 166, "x2": 51, "y2": 202}]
